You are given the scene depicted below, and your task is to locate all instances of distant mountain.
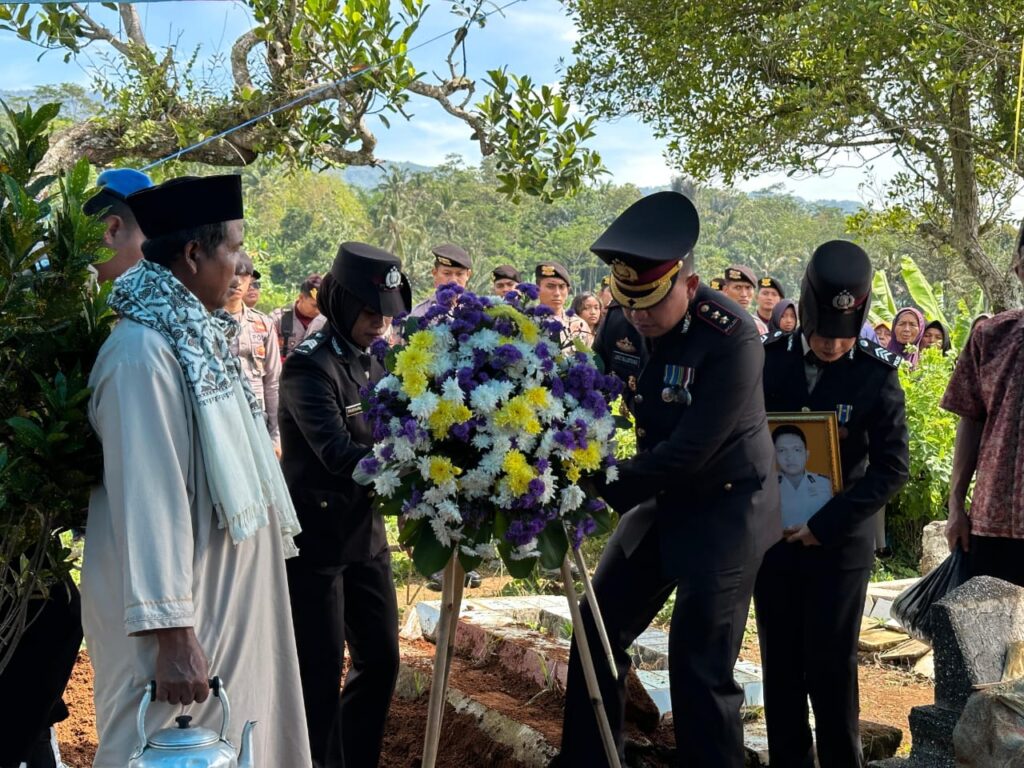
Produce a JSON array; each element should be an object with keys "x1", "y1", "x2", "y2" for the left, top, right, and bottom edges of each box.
[{"x1": 335, "y1": 161, "x2": 434, "y2": 190}]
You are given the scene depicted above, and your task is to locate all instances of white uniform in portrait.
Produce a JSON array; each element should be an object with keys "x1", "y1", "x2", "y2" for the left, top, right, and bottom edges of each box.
[{"x1": 779, "y1": 471, "x2": 833, "y2": 528}]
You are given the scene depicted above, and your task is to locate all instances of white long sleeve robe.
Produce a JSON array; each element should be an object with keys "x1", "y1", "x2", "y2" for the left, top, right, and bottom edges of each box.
[{"x1": 82, "y1": 319, "x2": 311, "y2": 767}]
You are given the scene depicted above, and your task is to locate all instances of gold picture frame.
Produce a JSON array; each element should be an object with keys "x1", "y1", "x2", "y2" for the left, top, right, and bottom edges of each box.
[{"x1": 768, "y1": 410, "x2": 843, "y2": 494}]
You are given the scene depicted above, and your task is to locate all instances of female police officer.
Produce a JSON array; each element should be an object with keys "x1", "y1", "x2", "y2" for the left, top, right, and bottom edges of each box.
[
  {"x1": 757, "y1": 242, "x2": 909, "y2": 768},
  {"x1": 279, "y1": 242, "x2": 410, "y2": 768}
]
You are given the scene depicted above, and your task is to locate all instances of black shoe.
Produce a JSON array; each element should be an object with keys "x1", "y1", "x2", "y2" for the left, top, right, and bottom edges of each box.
[
  {"x1": 426, "y1": 571, "x2": 443, "y2": 591},
  {"x1": 465, "y1": 570, "x2": 482, "y2": 588},
  {"x1": 875, "y1": 546, "x2": 893, "y2": 560}
]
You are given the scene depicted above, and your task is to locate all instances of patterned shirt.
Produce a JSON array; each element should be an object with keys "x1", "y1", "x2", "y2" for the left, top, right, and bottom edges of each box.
[{"x1": 941, "y1": 310, "x2": 1024, "y2": 539}]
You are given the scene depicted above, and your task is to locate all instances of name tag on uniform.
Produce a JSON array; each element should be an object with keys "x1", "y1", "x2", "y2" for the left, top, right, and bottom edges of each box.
[{"x1": 345, "y1": 403, "x2": 363, "y2": 418}]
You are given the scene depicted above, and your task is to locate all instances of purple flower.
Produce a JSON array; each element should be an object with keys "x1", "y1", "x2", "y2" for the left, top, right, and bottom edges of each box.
[
  {"x1": 517, "y1": 282, "x2": 540, "y2": 300},
  {"x1": 492, "y1": 344, "x2": 523, "y2": 368},
  {"x1": 370, "y1": 337, "x2": 390, "y2": 361},
  {"x1": 358, "y1": 455, "x2": 381, "y2": 475},
  {"x1": 400, "y1": 417, "x2": 419, "y2": 441}
]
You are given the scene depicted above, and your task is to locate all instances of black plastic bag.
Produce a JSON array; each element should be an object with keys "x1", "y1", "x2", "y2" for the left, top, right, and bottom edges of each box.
[{"x1": 892, "y1": 547, "x2": 970, "y2": 642}]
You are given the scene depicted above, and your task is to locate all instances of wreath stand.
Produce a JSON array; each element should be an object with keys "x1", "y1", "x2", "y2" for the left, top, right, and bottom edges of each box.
[{"x1": 420, "y1": 526, "x2": 622, "y2": 768}]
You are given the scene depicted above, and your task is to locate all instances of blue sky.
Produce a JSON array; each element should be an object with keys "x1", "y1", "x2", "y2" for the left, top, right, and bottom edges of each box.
[{"x1": 2, "y1": 0, "x2": 891, "y2": 201}]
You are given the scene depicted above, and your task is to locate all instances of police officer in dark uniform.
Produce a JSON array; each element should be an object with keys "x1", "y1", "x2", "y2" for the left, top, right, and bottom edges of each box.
[
  {"x1": 757, "y1": 241, "x2": 909, "y2": 768},
  {"x1": 557, "y1": 191, "x2": 781, "y2": 768},
  {"x1": 592, "y1": 296, "x2": 646, "y2": 414},
  {"x1": 279, "y1": 242, "x2": 411, "y2": 768}
]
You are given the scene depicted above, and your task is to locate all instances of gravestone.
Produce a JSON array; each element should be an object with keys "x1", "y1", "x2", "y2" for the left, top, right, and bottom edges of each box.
[
  {"x1": 920, "y1": 521, "x2": 949, "y2": 576},
  {"x1": 870, "y1": 576, "x2": 1024, "y2": 768}
]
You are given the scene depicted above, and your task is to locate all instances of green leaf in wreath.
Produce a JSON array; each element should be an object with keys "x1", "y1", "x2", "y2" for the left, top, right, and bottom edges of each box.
[
  {"x1": 458, "y1": 549, "x2": 482, "y2": 573},
  {"x1": 412, "y1": 522, "x2": 454, "y2": 578},
  {"x1": 398, "y1": 515, "x2": 423, "y2": 546},
  {"x1": 537, "y1": 519, "x2": 568, "y2": 570},
  {"x1": 497, "y1": 541, "x2": 538, "y2": 579},
  {"x1": 590, "y1": 505, "x2": 615, "y2": 536}
]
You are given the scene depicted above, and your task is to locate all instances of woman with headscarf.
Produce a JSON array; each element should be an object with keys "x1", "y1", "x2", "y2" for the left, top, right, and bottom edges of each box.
[
  {"x1": 886, "y1": 307, "x2": 925, "y2": 367},
  {"x1": 874, "y1": 322, "x2": 892, "y2": 348},
  {"x1": 921, "y1": 320, "x2": 952, "y2": 356},
  {"x1": 769, "y1": 298, "x2": 798, "y2": 334},
  {"x1": 279, "y1": 242, "x2": 410, "y2": 768}
]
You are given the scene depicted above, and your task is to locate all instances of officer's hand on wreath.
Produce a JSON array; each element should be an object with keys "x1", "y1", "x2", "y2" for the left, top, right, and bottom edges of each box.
[
  {"x1": 577, "y1": 475, "x2": 601, "y2": 501},
  {"x1": 784, "y1": 525, "x2": 821, "y2": 547},
  {"x1": 154, "y1": 626, "x2": 210, "y2": 705}
]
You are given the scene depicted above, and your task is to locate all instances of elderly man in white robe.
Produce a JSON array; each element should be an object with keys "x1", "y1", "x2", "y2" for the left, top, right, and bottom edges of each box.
[{"x1": 82, "y1": 174, "x2": 312, "y2": 767}]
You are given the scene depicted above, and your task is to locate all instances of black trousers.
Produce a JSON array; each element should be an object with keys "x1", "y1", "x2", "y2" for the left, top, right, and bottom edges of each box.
[
  {"x1": 0, "y1": 577, "x2": 82, "y2": 768},
  {"x1": 967, "y1": 534, "x2": 1024, "y2": 588},
  {"x1": 287, "y1": 548, "x2": 400, "y2": 768},
  {"x1": 559, "y1": 514, "x2": 759, "y2": 768},
  {"x1": 754, "y1": 542, "x2": 870, "y2": 768}
]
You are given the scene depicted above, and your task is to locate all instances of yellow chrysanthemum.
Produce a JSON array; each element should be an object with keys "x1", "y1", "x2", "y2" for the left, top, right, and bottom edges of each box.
[
  {"x1": 502, "y1": 450, "x2": 536, "y2": 496},
  {"x1": 524, "y1": 386, "x2": 550, "y2": 410},
  {"x1": 393, "y1": 345, "x2": 433, "y2": 397},
  {"x1": 571, "y1": 442, "x2": 602, "y2": 472},
  {"x1": 485, "y1": 304, "x2": 541, "y2": 344},
  {"x1": 564, "y1": 464, "x2": 582, "y2": 483},
  {"x1": 493, "y1": 395, "x2": 541, "y2": 435},
  {"x1": 401, "y1": 370, "x2": 428, "y2": 398},
  {"x1": 427, "y1": 456, "x2": 462, "y2": 485},
  {"x1": 427, "y1": 400, "x2": 473, "y2": 439}
]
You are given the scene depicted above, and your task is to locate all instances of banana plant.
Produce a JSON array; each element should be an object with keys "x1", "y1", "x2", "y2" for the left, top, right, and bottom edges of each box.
[
  {"x1": 868, "y1": 270, "x2": 897, "y2": 327},
  {"x1": 900, "y1": 255, "x2": 948, "y2": 329}
]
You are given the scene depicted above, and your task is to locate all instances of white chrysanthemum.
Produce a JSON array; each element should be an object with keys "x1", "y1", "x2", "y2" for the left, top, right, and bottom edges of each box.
[
  {"x1": 409, "y1": 391, "x2": 440, "y2": 419},
  {"x1": 392, "y1": 437, "x2": 418, "y2": 463},
  {"x1": 372, "y1": 469, "x2": 402, "y2": 497},
  {"x1": 467, "y1": 328, "x2": 501, "y2": 350},
  {"x1": 441, "y1": 377, "x2": 465, "y2": 403},
  {"x1": 560, "y1": 484, "x2": 586, "y2": 514},
  {"x1": 537, "y1": 469, "x2": 557, "y2": 504},
  {"x1": 436, "y1": 499, "x2": 462, "y2": 524},
  {"x1": 509, "y1": 542, "x2": 540, "y2": 560},
  {"x1": 375, "y1": 374, "x2": 401, "y2": 394},
  {"x1": 461, "y1": 541, "x2": 496, "y2": 559},
  {"x1": 605, "y1": 465, "x2": 620, "y2": 483},
  {"x1": 423, "y1": 482, "x2": 458, "y2": 504},
  {"x1": 430, "y1": 516, "x2": 453, "y2": 548},
  {"x1": 469, "y1": 381, "x2": 502, "y2": 414},
  {"x1": 478, "y1": 449, "x2": 505, "y2": 476},
  {"x1": 404, "y1": 502, "x2": 432, "y2": 520},
  {"x1": 460, "y1": 468, "x2": 494, "y2": 497},
  {"x1": 471, "y1": 432, "x2": 494, "y2": 450}
]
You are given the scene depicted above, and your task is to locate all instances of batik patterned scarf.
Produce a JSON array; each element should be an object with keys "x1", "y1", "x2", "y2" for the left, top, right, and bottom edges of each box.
[{"x1": 110, "y1": 260, "x2": 301, "y2": 557}]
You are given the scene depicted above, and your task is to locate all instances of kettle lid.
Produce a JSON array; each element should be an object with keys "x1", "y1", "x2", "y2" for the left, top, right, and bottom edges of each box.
[{"x1": 148, "y1": 716, "x2": 220, "y2": 749}]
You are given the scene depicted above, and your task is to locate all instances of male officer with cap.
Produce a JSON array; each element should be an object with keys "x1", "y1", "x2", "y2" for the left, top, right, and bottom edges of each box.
[
  {"x1": 492, "y1": 264, "x2": 521, "y2": 297},
  {"x1": 708, "y1": 275, "x2": 724, "y2": 291},
  {"x1": 83, "y1": 168, "x2": 153, "y2": 283},
  {"x1": 556, "y1": 192, "x2": 780, "y2": 768},
  {"x1": 273, "y1": 274, "x2": 327, "y2": 359},
  {"x1": 757, "y1": 241, "x2": 909, "y2": 768},
  {"x1": 756, "y1": 275, "x2": 785, "y2": 330},
  {"x1": 409, "y1": 243, "x2": 473, "y2": 317},
  {"x1": 279, "y1": 242, "x2": 410, "y2": 768},
  {"x1": 535, "y1": 261, "x2": 590, "y2": 349},
  {"x1": 722, "y1": 264, "x2": 767, "y2": 333},
  {"x1": 224, "y1": 251, "x2": 282, "y2": 453}
]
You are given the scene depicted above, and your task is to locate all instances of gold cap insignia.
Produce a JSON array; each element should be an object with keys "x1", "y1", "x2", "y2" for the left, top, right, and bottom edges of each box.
[
  {"x1": 727, "y1": 269, "x2": 742, "y2": 280},
  {"x1": 540, "y1": 265, "x2": 556, "y2": 277},
  {"x1": 437, "y1": 256, "x2": 453, "y2": 266},
  {"x1": 760, "y1": 277, "x2": 773, "y2": 287},
  {"x1": 611, "y1": 260, "x2": 639, "y2": 282}
]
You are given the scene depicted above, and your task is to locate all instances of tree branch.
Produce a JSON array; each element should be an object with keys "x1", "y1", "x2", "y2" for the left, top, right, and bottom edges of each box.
[
  {"x1": 231, "y1": 29, "x2": 260, "y2": 91},
  {"x1": 406, "y1": 78, "x2": 493, "y2": 155},
  {"x1": 118, "y1": 5, "x2": 146, "y2": 48},
  {"x1": 69, "y1": 4, "x2": 134, "y2": 57}
]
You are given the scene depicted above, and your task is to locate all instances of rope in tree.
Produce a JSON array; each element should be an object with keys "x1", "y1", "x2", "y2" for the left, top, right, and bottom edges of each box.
[{"x1": 141, "y1": 0, "x2": 525, "y2": 171}]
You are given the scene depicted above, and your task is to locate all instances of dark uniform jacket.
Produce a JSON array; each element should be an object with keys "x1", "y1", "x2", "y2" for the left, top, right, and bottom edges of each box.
[
  {"x1": 762, "y1": 329, "x2": 910, "y2": 569},
  {"x1": 599, "y1": 285, "x2": 781, "y2": 576},
  {"x1": 279, "y1": 329, "x2": 387, "y2": 567},
  {"x1": 593, "y1": 301, "x2": 646, "y2": 414}
]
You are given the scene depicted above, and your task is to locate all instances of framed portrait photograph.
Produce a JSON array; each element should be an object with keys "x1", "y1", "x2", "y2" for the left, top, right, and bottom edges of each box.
[{"x1": 767, "y1": 411, "x2": 843, "y2": 529}]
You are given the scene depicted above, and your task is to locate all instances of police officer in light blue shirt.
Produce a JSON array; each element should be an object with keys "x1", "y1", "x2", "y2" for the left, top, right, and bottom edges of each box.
[{"x1": 773, "y1": 424, "x2": 833, "y2": 529}]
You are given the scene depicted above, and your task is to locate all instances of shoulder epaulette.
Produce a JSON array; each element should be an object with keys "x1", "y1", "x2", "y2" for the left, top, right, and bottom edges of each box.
[
  {"x1": 856, "y1": 337, "x2": 900, "y2": 368},
  {"x1": 293, "y1": 331, "x2": 327, "y2": 356},
  {"x1": 694, "y1": 300, "x2": 741, "y2": 335}
]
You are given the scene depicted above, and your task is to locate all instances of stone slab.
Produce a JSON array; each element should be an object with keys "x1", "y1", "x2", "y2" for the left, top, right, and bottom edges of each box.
[
  {"x1": 881, "y1": 638, "x2": 931, "y2": 664},
  {"x1": 931, "y1": 576, "x2": 1024, "y2": 710},
  {"x1": 859, "y1": 628, "x2": 911, "y2": 653},
  {"x1": 913, "y1": 651, "x2": 935, "y2": 679}
]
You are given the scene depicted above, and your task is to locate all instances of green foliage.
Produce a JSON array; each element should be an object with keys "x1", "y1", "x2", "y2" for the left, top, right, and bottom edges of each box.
[
  {"x1": 0, "y1": 100, "x2": 113, "y2": 671},
  {"x1": 0, "y1": 1, "x2": 603, "y2": 202},
  {"x1": 900, "y1": 256, "x2": 948, "y2": 328},
  {"x1": 564, "y1": 0, "x2": 1024, "y2": 309},
  {"x1": 886, "y1": 347, "x2": 959, "y2": 563},
  {"x1": 869, "y1": 271, "x2": 897, "y2": 326}
]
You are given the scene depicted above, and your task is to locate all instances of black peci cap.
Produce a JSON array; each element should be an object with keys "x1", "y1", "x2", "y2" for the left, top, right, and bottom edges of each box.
[
  {"x1": 724, "y1": 265, "x2": 757, "y2": 287},
  {"x1": 759, "y1": 276, "x2": 785, "y2": 298},
  {"x1": 492, "y1": 264, "x2": 521, "y2": 282},
  {"x1": 129, "y1": 175, "x2": 243, "y2": 238},
  {"x1": 535, "y1": 261, "x2": 571, "y2": 286},
  {"x1": 330, "y1": 242, "x2": 411, "y2": 316},
  {"x1": 799, "y1": 240, "x2": 872, "y2": 339}
]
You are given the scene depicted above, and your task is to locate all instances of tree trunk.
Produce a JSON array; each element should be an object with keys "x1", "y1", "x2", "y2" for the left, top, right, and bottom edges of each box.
[{"x1": 948, "y1": 83, "x2": 1021, "y2": 312}]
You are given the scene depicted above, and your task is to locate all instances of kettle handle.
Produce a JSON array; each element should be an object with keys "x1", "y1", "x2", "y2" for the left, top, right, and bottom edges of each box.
[{"x1": 132, "y1": 677, "x2": 232, "y2": 758}]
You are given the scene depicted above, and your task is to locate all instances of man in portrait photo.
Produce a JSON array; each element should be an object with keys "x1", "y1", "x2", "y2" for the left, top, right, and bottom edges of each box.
[{"x1": 773, "y1": 424, "x2": 834, "y2": 530}]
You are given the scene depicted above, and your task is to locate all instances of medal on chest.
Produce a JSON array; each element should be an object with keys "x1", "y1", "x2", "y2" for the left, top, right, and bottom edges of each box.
[{"x1": 662, "y1": 364, "x2": 694, "y2": 405}]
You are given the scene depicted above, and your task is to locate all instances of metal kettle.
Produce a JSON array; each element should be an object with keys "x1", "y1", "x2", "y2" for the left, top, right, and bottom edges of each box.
[{"x1": 128, "y1": 677, "x2": 255, "y2": 768}]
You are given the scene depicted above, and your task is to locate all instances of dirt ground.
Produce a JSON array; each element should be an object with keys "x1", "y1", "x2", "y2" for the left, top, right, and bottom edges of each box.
[{"x1": 57, "y1": 609, "x2": 933, "y2": 767}]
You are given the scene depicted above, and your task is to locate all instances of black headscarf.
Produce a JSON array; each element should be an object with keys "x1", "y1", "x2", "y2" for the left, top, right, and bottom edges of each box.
[
  {"x1": 317, "y1": 272, "x2": 366, "y2": 346},
  {"x1": 923, "y1": 319, "x2": 951, "y2": 356}
]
